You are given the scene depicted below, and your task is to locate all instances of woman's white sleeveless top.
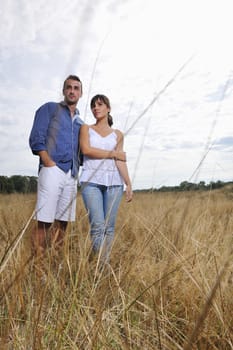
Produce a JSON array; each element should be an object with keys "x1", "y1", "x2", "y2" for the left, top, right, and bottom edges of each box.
[{"x1": 79, "y1": 128, "x2": 124, "y2": 186}]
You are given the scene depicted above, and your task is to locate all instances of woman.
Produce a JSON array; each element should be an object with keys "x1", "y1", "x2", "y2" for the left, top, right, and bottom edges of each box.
[{"x1": 79, "y1": 94, "x2": 133, "y2": 263}]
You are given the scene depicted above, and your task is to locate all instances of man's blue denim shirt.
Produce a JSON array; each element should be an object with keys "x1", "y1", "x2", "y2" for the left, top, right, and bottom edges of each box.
[{"x1": 29, "y1": 101, "x2": 84, "y2": 178}]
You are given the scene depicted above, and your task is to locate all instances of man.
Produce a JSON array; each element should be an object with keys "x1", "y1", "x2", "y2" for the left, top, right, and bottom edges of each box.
[{"x1": 29, "y1": 75, "x2": 83, "y2": 255}]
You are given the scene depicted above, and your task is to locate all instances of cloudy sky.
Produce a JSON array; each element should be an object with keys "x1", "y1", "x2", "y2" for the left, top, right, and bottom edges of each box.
[{"x1": 0, "y1": 0, "x2": 232, "y2": 189}]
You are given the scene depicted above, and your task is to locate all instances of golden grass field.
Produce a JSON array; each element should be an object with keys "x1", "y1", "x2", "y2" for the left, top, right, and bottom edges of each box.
[{"x1": 0, "y1": 188, "x2": 233, "y2": 349}]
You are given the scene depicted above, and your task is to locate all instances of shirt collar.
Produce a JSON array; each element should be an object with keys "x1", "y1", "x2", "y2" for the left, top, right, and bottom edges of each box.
[{"x1": 59, "y1": 101, "x2": 80, "y2": 116}]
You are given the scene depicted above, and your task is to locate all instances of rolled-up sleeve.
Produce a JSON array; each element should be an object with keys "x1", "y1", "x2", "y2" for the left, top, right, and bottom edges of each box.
[{"x1": 29, "y1": 103, "x2": 51, "y2": 155}]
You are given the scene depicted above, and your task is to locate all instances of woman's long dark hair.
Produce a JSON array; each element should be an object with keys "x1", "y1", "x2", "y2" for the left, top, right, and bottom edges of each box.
[{"x1": 90, "y1": 94, "x2": 113, "y2": 126}]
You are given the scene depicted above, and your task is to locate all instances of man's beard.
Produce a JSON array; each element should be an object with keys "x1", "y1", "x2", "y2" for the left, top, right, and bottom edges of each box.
[{"x1": 66, "y1": 97, "x2": 77, "y2": 106}]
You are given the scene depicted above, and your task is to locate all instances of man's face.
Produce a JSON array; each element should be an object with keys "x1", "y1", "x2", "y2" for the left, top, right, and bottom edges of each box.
[{"x1": 63, "y1": 79, "x2": 82, "y2": 105}]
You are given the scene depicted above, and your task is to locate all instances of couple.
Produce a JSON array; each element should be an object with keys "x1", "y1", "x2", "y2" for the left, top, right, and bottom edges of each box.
[{"x1": 29, "y1": 74, "x2": 133, "y2": 262}]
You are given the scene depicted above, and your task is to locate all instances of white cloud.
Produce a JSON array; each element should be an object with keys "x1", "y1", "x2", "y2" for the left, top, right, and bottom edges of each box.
[{"x1": 0, "y1": 0, "x2": 233, "y2": 189}]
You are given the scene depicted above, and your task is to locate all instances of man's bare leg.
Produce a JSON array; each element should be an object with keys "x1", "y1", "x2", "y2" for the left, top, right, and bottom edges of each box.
[
  {"x1": 32, "y1": 221, "x2": 52, "y2": 257},
  {"x1": 51, "y1": 220, "x2": 68, "y2": 249}
]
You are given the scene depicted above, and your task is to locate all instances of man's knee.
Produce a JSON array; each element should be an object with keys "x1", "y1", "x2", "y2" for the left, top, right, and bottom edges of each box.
[
  {"x1": 37, "y1": 221, "x2": 52, "y2": 230},
  {"x1": 55, "y1": 220, "x2": 68, "y2": 231}
]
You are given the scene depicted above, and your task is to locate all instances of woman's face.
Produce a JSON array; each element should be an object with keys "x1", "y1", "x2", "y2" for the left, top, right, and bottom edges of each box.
[{"x1": 91, "y1": 99, "x2": 110, "y2": 120}]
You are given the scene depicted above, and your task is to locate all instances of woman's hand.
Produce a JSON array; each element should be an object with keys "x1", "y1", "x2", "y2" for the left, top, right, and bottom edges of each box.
[
  {"x1": 113, "y1": 150, "x2": 126, "y2": 161},
  {"x1": 125, "y1": 184, "x2": 133, "y2": 202}
]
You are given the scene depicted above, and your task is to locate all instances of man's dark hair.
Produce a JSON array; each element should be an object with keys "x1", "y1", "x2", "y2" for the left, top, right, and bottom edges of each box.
[{"x1": 63, "y1": 75, "x2": 82, "y2": 93}]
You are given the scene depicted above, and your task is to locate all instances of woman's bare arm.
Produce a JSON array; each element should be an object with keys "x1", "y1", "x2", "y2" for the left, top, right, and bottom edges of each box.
[{"x1": 115, "y1": 129, "x2": 133, "y2": 202}]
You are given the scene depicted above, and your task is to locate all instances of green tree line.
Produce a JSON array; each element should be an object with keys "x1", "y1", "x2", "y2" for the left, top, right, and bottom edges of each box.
[
  {"x1": 136, "y1": 180, "x2": 233, "y2": 193},
  {"x1": 0, "y1": 176, "x2": 37, "y2": 193},
  {"x1": 158, "y1": 180, "x2": 228, "y2": 192},
  {"x1": 0, "y1": 176, "x2": 232, "y2": 194}
]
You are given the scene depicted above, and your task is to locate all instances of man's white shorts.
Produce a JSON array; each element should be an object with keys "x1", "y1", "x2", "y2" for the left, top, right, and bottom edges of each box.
[{"x1": 35, "y1": 166, "x2": 77, "y2": 223}]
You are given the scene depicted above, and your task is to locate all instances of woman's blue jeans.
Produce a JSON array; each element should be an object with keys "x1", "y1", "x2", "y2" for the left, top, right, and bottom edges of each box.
[{"x1": 81, "y1": 183, "x2": 123, "y2": 262}]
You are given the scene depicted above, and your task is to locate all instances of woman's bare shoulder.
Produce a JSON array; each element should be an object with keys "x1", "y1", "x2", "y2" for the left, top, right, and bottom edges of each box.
[
  {"x1": 81, "y1": 124, "x2": 89, "y2": 130},
  {"x1": 114, "y1": 129, "x2": 124, "y2": 138}
]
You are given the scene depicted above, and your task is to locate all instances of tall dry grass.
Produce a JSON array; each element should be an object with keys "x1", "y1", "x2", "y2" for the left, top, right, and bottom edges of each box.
[{"x1": 0, "y1": 188, "x2": 233, "y2": 349}]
